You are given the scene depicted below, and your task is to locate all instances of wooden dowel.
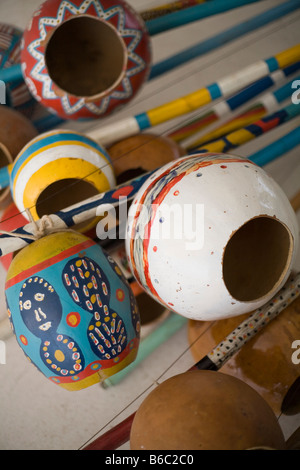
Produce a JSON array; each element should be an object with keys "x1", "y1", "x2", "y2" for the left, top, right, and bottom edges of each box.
[
  {"x1": 83, "y1": 413, "x2": 135, "y2": 451},
  {"x1": 145, "y1": 0, "x2": 263, "y2": 36},
  {"x1": 249, "y1": 126, "x2": 300, "y2": 166},
  {"x1": 179, "y1": 71, "x2": 300, "y2": 148},
  {"x1": 87, "y1": 44, "x2": 300, "y2": 147},
  {"x1": 149, "y1": 0, "x2": 300, "y2": 79},
  {"x1": 140, "y1": 0, "x2": 207, "y2": 21},
  {"x1": 189, "y1": 104, "x2": 300, "y2": 155}
]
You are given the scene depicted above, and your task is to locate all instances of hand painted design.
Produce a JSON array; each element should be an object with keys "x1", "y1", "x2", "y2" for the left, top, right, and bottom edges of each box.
[
  {"x1": 105, "y1": 251, "x2": 140, "y2": 338},
  {"x1": 62, "y1": 256, "x2": 128, "y2": 360},
  {"x1": 19, "y1": 276, "x2": 84, "y2": 376},
  {"x1": 21, "y1": 0, "x2": 151, "y2": 119},
  {"x1": 192, "y1": 106, "x2": 297, "y2": 154},
  {"x1": 0, "y1": 172, "x2": 153, "y2": 258}
]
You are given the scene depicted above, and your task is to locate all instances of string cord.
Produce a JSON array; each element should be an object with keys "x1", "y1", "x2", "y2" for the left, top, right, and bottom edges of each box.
[
  {"x1": 1, "y1": 11, "x2": 300, "y2": 231},
  {"x1": 77, "y1": 320, "x2": 216, "y2": 450}
]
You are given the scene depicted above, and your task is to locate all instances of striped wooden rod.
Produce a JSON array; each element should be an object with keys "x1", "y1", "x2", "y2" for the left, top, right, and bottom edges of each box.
[
  {"x1": 86, "y1": 43, "x2": 300, "y2": 147},
  {"x1": 171, "y1": 65, "x2": 300, "y2": 145}
]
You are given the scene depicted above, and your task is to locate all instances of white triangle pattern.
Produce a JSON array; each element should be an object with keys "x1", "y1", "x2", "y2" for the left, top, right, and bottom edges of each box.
[{"x1": 26, "y1": 0, "x2": 148, "y2": 116}]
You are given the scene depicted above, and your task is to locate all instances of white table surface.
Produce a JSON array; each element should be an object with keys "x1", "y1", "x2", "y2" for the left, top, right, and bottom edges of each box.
[{"x1": 0, "y1": 0, "x2": 299, "y2": 450}]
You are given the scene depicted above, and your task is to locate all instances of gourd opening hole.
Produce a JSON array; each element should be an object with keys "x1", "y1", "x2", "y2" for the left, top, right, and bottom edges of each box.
[
  {"x1": 222, "y1": 216, "x2": 293, "y2": 302},
  {"x1": 45, "y1": 16, "x2": 126, "y2": 97},
  {"x1": 35, "y1": 178, "x2": 99, "y2": 218}
]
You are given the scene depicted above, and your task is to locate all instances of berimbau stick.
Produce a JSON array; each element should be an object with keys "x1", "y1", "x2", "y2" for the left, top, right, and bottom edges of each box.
[
  {"x1": 149, "y1": 0, "x2": 300, "y2": 79},
  {"x1": 145, "y1": 0, "x2": 263, "y2": 36},
  {"x1": 188, "y1": 103, "x2": 300, "y2": 154},
  {"x1": 86, "y1": 43, "x2": 300, "y2": 147},
  {"x1": 249, "y1": 125, "x2": 300, "y2": 167},
  {"x1": 175, "y1": 70, "x2": 300, "y2": 146},
  {"x1": 141, "y1": 1, "x2": 209, "y2": 21}
]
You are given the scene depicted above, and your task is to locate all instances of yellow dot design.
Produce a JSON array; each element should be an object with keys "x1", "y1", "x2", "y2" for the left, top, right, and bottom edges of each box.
[
  {"x1": 54, "y1": 350, "x2": 65, "y2": 362},
  {"x1": 115, "y1": 266, "x2": 122, "y2": 276}
]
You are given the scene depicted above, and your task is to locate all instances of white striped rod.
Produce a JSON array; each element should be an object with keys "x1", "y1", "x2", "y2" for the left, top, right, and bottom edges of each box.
[{"x1": 86, "y1": 43, "x2": 300, "y2": 147}]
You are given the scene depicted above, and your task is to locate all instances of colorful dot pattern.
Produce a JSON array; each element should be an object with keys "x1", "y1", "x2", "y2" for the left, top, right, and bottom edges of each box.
[
  {"x1": 18, "y1": 276, "x2": 84, "y2": 376},
  {"x1": 62, "y1": 256, "x2": 128, "y2": 360}
]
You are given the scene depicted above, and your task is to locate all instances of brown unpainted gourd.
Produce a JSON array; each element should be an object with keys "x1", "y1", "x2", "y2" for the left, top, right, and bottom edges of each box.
[
  {"x1": 0, "y1": 106, "x2": 37, "y2": 204},
  {"x1": 187, "y1": 295, "x2": 300, "y2": 417},
  {"x1": 107, "y1": 133, "x2": 185, "y2": 184},
  {"x1": 130, "y1": 370, "x2": 286, "y2": 450},
  {"x1": 0, "y1": 106, "x2": 37, "y2": 159}
]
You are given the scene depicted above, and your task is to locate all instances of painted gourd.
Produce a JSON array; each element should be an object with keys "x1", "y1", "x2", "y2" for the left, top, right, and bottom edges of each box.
[
  {"x1": 7, "y1": 129, "x2": 116, "y2": 232},
  {"x1": 20, "y1": 0, "x2": 152, "y2": 120},
  {"x1": 125, "y1": 152, "x2": 299, "y2": 321},
  {"x1": 5, "y1": 230, "x2": 140, "y2": 390},
  {"x1": 130, "y1": 370, "x2": 286, "y2": 450}
]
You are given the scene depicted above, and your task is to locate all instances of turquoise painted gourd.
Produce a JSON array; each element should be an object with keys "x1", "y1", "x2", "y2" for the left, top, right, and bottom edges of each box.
[{"x1": 5, "y1": 231, "x2": 140, "y2": 390}]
